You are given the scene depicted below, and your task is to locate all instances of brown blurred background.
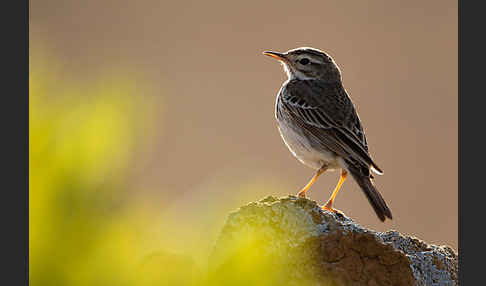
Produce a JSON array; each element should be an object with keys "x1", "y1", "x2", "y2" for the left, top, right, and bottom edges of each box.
[{"x1": 31, "y1": 0, "x2": 457, "y2": 250}]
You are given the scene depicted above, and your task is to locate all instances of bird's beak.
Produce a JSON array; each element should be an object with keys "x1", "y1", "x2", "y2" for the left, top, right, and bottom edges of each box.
[{"x1": 263, "y1": 51, "x2": 287, "y2": 62}]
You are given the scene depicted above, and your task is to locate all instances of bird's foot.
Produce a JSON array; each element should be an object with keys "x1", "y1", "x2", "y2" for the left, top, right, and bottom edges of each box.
[
  {"x1": 297, "y1": 190, "x2": 307, "y2": 198},
  {"x1": 321, "y1": 205, "x2": 345, "y2": 219}
]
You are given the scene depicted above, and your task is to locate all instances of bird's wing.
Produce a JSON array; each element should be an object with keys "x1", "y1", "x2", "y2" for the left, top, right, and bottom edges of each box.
[{"x1": 280, "y1": 80, "x2": 383, "y2": 175}]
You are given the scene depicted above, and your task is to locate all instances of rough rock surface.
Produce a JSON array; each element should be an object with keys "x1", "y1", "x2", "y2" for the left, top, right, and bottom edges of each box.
[{"x1": 210, "y1": 195, "x2": 458, "y2": 286}]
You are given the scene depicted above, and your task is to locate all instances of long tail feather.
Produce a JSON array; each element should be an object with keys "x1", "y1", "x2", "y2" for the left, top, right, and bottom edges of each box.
[{"x1": 348, "y1": 166, "x2": 392, "y2": 222}]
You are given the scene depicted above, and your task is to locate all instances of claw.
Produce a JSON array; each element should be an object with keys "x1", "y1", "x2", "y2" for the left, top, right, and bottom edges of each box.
[{"x1": 321, "y1": 205, "x2": 345, "y2": 218}]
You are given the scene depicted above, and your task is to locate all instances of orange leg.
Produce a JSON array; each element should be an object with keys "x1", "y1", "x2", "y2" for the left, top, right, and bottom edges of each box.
[
  {"x1": 297, "y1": 166, "x2": 327, "y2": 198},
  {"x1": 322, "y1": 169, "x2": 348, "y2": 213}
]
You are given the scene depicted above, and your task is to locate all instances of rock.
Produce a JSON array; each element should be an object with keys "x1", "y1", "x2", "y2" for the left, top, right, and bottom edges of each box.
[{"x1": 209, "y1": 195, "x2": 458, "y2": 286}]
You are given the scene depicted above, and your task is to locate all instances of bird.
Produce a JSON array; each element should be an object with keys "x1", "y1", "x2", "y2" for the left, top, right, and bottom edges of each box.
[{"x1": 263, "y1": 47, "x2": 392, "y2": 222}]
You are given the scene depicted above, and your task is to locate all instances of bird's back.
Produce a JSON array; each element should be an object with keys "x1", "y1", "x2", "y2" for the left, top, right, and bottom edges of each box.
[
  {"x1": 282, "y1": 80, "x2": 368, "y2": 151},
  {"x1": 275, "y1": 79, "x2": 379, "y2": 174}
]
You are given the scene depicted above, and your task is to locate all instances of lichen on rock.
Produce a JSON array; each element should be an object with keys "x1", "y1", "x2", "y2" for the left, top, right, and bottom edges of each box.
[{"x1": 209, "y1": 195, "x2": 458, "y2": 286}]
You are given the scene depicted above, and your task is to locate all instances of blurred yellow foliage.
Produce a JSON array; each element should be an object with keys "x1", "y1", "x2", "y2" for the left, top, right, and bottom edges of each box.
[{"x1": 29, "y1": 55, "x2": 164, "y2": 285}]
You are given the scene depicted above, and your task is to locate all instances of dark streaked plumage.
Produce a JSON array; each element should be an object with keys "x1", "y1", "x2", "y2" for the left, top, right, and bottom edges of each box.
[{"x1": 264, "y1": 47, "x2": 392, "y2": 221}]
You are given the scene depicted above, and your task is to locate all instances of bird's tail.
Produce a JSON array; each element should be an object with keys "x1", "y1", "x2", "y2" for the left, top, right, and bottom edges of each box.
[{"x1": 348, "y1": 166, "x2": 392, "y2": 222}]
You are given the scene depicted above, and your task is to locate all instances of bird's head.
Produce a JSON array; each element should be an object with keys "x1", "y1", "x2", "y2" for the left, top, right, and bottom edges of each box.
[{"x1": 263, "y1": 47, "x2": 342, "y2": 82}]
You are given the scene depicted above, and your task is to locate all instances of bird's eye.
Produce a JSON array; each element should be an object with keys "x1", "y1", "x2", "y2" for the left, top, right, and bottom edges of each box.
[{"x1": 299, "y1": 58, "x2": 310, "y2": 65}]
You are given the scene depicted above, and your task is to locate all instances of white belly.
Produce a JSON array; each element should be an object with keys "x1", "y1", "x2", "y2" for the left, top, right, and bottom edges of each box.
[{"x1": 277, "y1": 121, "x2": 343, "y2": 171}]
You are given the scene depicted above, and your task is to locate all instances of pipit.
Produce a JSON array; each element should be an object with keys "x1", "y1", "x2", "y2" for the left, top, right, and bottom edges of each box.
[{"x1": 263, "y1": 47, "x2": 392, "y2": 222}]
